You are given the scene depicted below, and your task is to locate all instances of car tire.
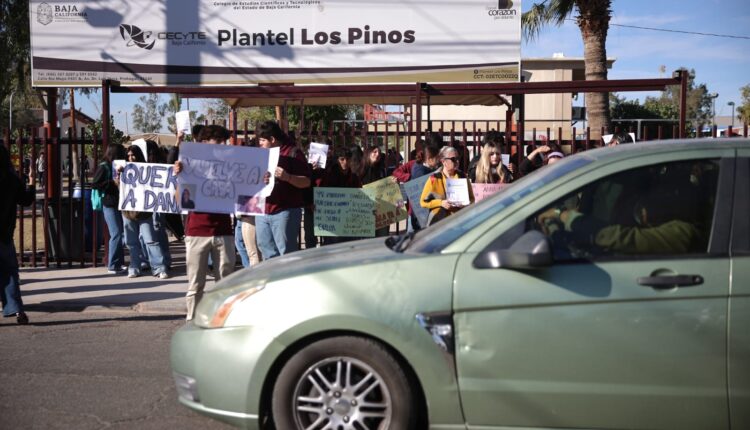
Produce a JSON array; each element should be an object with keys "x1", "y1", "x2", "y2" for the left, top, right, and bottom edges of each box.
[{"x1": 271, "y1": 336, "x2": 416, "y2": 430}]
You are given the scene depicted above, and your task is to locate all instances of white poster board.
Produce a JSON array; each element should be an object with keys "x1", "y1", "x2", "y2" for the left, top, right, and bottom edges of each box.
[
  {"x1": 175, "y1": 110, "x2": 192, "y2": 135},
  {"x1": 118, "y1": 162, "x2": 180, "y2": 213},
  {"x1": 29, "y1": 0, "x2": 520, "y2": 86},
  {"x1": 177, "y1": 142, "x2": 279, "y2": 214},
  {"x1": 446, "y1": 178, "x2": 470, "y2": 206}
]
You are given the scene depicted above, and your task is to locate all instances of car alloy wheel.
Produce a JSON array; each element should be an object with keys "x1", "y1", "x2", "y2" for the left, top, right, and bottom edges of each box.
[{"x1": 272, "y1": 336, "x2": 415, "y2": 430}]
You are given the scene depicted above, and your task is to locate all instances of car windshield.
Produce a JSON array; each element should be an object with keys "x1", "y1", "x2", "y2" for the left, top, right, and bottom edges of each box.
[{"x1": 407, "y1": 155, "x2": 594, "y2": 253}]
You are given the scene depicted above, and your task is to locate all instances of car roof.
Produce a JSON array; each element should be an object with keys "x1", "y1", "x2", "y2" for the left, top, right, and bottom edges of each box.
[{"x1": 577, "y1": 138, "x2": 750, "y2": 163}]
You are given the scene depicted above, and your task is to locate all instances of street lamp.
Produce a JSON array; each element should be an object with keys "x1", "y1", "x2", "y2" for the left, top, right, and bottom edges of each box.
[
  {"x1": 707, "y1": 93, "x2": 719, "y2": 129},
  {"x1": 117, "y1": 110, "x2": 130, "y2": 134},
  {"x1": 728, "y1": 101, "x2": 735, "y2": 128}
]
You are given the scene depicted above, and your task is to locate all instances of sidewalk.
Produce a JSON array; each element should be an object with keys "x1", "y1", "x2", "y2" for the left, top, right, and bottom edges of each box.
[{"x1": 18, "y1": 241, "x2": 225, "y2": 315}]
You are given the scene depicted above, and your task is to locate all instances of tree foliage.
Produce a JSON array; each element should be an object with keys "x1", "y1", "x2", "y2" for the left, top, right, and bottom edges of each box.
[
  {"x1": 0, "y1": 0, "x2": 31, "y2": 107},
  {"x1": 738, "y1": 84, "x2": 750, "y2": 125},
  {"x1": 610, "y1": 69, "x2": 714, "y2": 137},
  {"x1": 131, "y1": 94, "x2": 167, "y2": 133},
  {"x1": 523, "y1": 0, "x2": 613, "y2": 136}
]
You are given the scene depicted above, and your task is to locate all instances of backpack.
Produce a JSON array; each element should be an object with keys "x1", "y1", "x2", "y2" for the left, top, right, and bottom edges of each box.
[{"x1": 91, "y1": 162, "x2": 109, "y2": 211}]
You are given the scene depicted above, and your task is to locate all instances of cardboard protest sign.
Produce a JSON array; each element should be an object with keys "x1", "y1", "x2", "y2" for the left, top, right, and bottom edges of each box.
[
  {"x1": 362, "y1": 177, "x2": 407, "y2": 229},
  {"x1": 118, "y1": 162, "x2": 180, "y2": 214},
  {"x1": 446, "y1": 178, "x2": 471, "y2": 206},
  {"x1": 175, "y1": 111, "x2": 192, "y2": 135},
  {"x1": 314, "y1": 188, "x2": 375, "y2": 237},
  {"x1": 402, "y1": 174, "x2": 432, "y2": 228},
  {"x1": 308, "y1": 142, "x2": 328, "y2": 169},
  {"x1": 177, "y1": 142, "x2": 279, "y2": 214},
  {"x1": 471, "y1": 183, "x2": 506, "y2": 202}
]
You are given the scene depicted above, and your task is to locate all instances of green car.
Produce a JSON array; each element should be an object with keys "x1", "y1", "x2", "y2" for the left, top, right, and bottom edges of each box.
[{"x1": 171, "y1": 139, "x2": 750, "y2": 430}]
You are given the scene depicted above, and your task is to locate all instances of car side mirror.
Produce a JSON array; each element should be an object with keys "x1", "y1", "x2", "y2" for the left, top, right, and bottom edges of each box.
[{"x1": 473, "y1": 230, "x2": 553, "y2": 269}]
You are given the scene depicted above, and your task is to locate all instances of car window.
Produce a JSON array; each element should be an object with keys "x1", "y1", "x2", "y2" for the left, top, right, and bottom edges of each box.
[
  {"x1": 408, "y1": 155, "x2": 594, "y2": 253},
  {"x1": 527, "y1": 158, "x2": 721, "y2": 261}
]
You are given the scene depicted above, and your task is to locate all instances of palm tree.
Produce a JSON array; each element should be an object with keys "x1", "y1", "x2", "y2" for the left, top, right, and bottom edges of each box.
[{"x1": 523, "y1": 0, "x2": 613, "y2": 137}]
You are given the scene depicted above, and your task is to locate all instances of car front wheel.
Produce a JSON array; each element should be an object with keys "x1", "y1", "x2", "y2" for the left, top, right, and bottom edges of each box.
[{"x1": 271, "y1": 336, "x2": 416, "y2": 430}]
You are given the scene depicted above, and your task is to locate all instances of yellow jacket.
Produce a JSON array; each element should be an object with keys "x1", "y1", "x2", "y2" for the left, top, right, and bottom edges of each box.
[{"x1": 420, "y1": 171, "x2": 475, "y2": 219}]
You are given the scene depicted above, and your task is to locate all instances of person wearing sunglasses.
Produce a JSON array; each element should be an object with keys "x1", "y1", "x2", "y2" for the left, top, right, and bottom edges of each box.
[
  {"x1": 470, "y1": 141, "x2": 514, "y2": 184},
  {"x1": 419, "y1": 146, "x2": 474, "y2": 226}
]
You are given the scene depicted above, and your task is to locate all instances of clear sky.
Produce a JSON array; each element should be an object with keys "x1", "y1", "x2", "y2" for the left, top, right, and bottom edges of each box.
[
  {"x1": 521, "y1": 0, "x2": 749, "y2": 116},
  {"x1": 77, "y1": 0, "x2": 750, "y2": 132}
]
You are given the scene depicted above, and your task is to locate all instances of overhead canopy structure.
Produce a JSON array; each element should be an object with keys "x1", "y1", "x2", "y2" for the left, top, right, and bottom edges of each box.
[{"x1": 111, "y1": 78, "x2": 681, "y2": 108}]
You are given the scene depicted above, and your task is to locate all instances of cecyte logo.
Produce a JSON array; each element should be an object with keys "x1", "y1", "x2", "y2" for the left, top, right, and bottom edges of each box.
[{"x1": 120, "y1": 24, "x2": 155, "y2": 50}]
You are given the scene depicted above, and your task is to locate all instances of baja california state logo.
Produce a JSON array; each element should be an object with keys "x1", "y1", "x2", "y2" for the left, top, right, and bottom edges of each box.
[{"x1": 37, "y1": 2, "x2": 53, "y2": 25}]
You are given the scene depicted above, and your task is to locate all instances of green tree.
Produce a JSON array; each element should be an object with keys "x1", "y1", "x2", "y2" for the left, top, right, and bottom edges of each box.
[
  {"x1": 609, "y1": 69, "x2": 713, "y2": 138},
  {"x1": 202, "y1": 99, "x2": 231, "y2": 124},
  {"x1": 523, "y1": 0, "x2": 613, "y2": 136},
  {"x1": 86, "y1": 115, "x2": 128, "y2": 146},
  {"x1": 738, "y1": 84, "x2": 750, "y2": 126},
  {"x1": 0, "y1": 0, "x2": 31, "y2": 110},
  {"x1": 131, "y1": 94, "x2": 167, "y2": 133}
]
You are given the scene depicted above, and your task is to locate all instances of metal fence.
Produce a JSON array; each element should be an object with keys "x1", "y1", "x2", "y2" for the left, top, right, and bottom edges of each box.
[{"x1": 4, "y1": 120, "x2": 748, "y2": 268}]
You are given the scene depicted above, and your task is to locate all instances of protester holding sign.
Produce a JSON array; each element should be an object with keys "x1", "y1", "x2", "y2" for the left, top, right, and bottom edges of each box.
[
  {"x1": 145, "y1": 140, "x2": 173, "y2": 271},
  {"x1": 420, "y1": 146, "x2": 474, "y2": 226},
  {"x1": 257, "y1": 121, "x2": 312, "y2": 260},
  {"x1": 470, "y1": 141, "x2": 514, "y2": 184},
  {"x1": 173, "y1": 125, "x2": 236, "y2": 321},
  {"x1": 120, "y1": 144, "x2": 169, "y2": 280},
  {"x1": 92, "y1": 143, "x2": 128, "y2": 274},
  {"x1": 319, "y1": 146, "x2": 363, "y2": 245},
  {"x1": 357, "y1": 145, "x2": 391, "y2": 236}
]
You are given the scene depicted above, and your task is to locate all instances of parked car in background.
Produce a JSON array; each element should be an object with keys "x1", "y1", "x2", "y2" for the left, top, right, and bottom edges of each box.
[{"x1": 171, "y1": 138, "x2": 750, "y2": 430}]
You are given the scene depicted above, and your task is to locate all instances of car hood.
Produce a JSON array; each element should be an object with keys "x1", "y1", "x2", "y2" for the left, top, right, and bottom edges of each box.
[{"x1": 218, "y1": 237, "x2": 405, "y2": 288}]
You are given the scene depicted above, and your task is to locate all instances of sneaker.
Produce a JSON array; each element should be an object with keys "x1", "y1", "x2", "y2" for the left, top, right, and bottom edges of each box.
[
  {"x1": 157, "y1": 272, "x2": 170, "y2": 280},
  {"x1": 107, "y1": 266, "x2": 127, "y2": 274},
  {"x1": 127, "y1": 269, "x2": 140, "y2": 278},
  {"x1": 16, "y1": 312, "x2": 29, "y2": 325}
]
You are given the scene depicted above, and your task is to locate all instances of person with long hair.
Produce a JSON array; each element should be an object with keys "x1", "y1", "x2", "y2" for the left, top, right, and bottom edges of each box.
[
  {"x1": 357, "y1": 144, "x2": 391, "y2": 236},
  {"x1": 471, "y1": 142, "x2": 514, "y2": 184},
  {"x1": 120, "y1": 144, "x2": 169, "y2": 279},
  {"x1": 145, "y1": 140, "x2": 173, "y2": 271},
  {"x1": 0, "y1": 145, "x2": 34, "y2": 324},
  {"x1": 92, "y1": 143, "x2": 128, "y2": 273},
  {"x1": 256, "y1": 120, "x2": 312, "y2": 259},
  {"x1": 319, "y1": 146, "x2": 362, "y2": 245},
  {"x1": 420, "y1": 146, "x2": 474, "y2": 226}
]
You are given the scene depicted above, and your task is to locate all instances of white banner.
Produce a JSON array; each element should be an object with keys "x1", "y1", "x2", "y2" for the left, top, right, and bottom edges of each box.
[
  {"x1": 118, "y1": 162, "x2": 180, "y2": 213},
  {"x1": 29, "y1": 0, "x2": 521, "y2": 86},
  {"x1": 177, "y1": 142, "x2": 279, "y2": 214}
]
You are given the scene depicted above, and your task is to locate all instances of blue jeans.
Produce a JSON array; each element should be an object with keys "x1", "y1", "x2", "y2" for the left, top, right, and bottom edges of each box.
[
  {"x1": 235, "y1": 220, "x2": 250, "y2": 268},
  {"x1": 123, "y1": 216, "x2": 166, "y2": 275},
  {"x1": 256, "y1": 208, "x2": 302, "y2": 260},
  {"x1": 102, "y1": 206, "x2": 125, "y2": 270},
  {"x1": 0, "y1": 242, "x2": 24, "y2": 316},
  {"x1": 153, "y1": 213, "x2": 172, "y2": 268}
]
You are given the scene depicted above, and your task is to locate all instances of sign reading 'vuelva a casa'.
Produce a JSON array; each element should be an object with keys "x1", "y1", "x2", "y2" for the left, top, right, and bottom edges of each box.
[{"x1": 29, "y1": 0, "x2": 520, "y2": 87}]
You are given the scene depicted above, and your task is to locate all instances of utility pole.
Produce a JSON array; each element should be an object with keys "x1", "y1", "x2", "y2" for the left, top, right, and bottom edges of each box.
[{"x1": 728, "y1": 101, "x2": 735, "y2": 128}]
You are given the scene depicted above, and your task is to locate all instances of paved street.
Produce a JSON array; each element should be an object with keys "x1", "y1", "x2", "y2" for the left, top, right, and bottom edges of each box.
[{"x1": 0, "y1": 310, "x2": 233, "y2": 429}]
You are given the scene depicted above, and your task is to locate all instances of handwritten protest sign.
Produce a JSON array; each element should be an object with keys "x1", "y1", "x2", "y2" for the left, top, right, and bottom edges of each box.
[
  {"x1": 402, "y1": 174, "x2": 431, "y2": 228},
  {"x1": 308, "y1": 142, "x2": 328, "y2": 169},
  {"x1": 178, "y1": 142, "x2": 279, "y2": 214},
  {"x1": 471, "y1": 183, "x2": 507, "y2": 202},
  {"x1": 446, "y1": 178, "x2": 471, "y2": 206},
  {"x1": 118, "y1": 162, "x2": 180, "y2": 214},
  {"x1": 314, "y1": 188, "x2": 375, "y2": 237},
  {"x1": 362, "y1": 177, "x2": 407, "y2": 229}
]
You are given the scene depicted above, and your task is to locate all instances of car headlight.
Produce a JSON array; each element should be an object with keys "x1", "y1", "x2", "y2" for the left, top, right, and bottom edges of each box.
[{"x1": 195, "y1": 279, "x2": 266, "y2": 328}]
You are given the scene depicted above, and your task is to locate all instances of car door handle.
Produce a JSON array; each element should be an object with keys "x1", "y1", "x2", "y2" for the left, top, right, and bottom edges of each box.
[{"x1": 637, "y1": 275, "x2": 704, "y2": 289}]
